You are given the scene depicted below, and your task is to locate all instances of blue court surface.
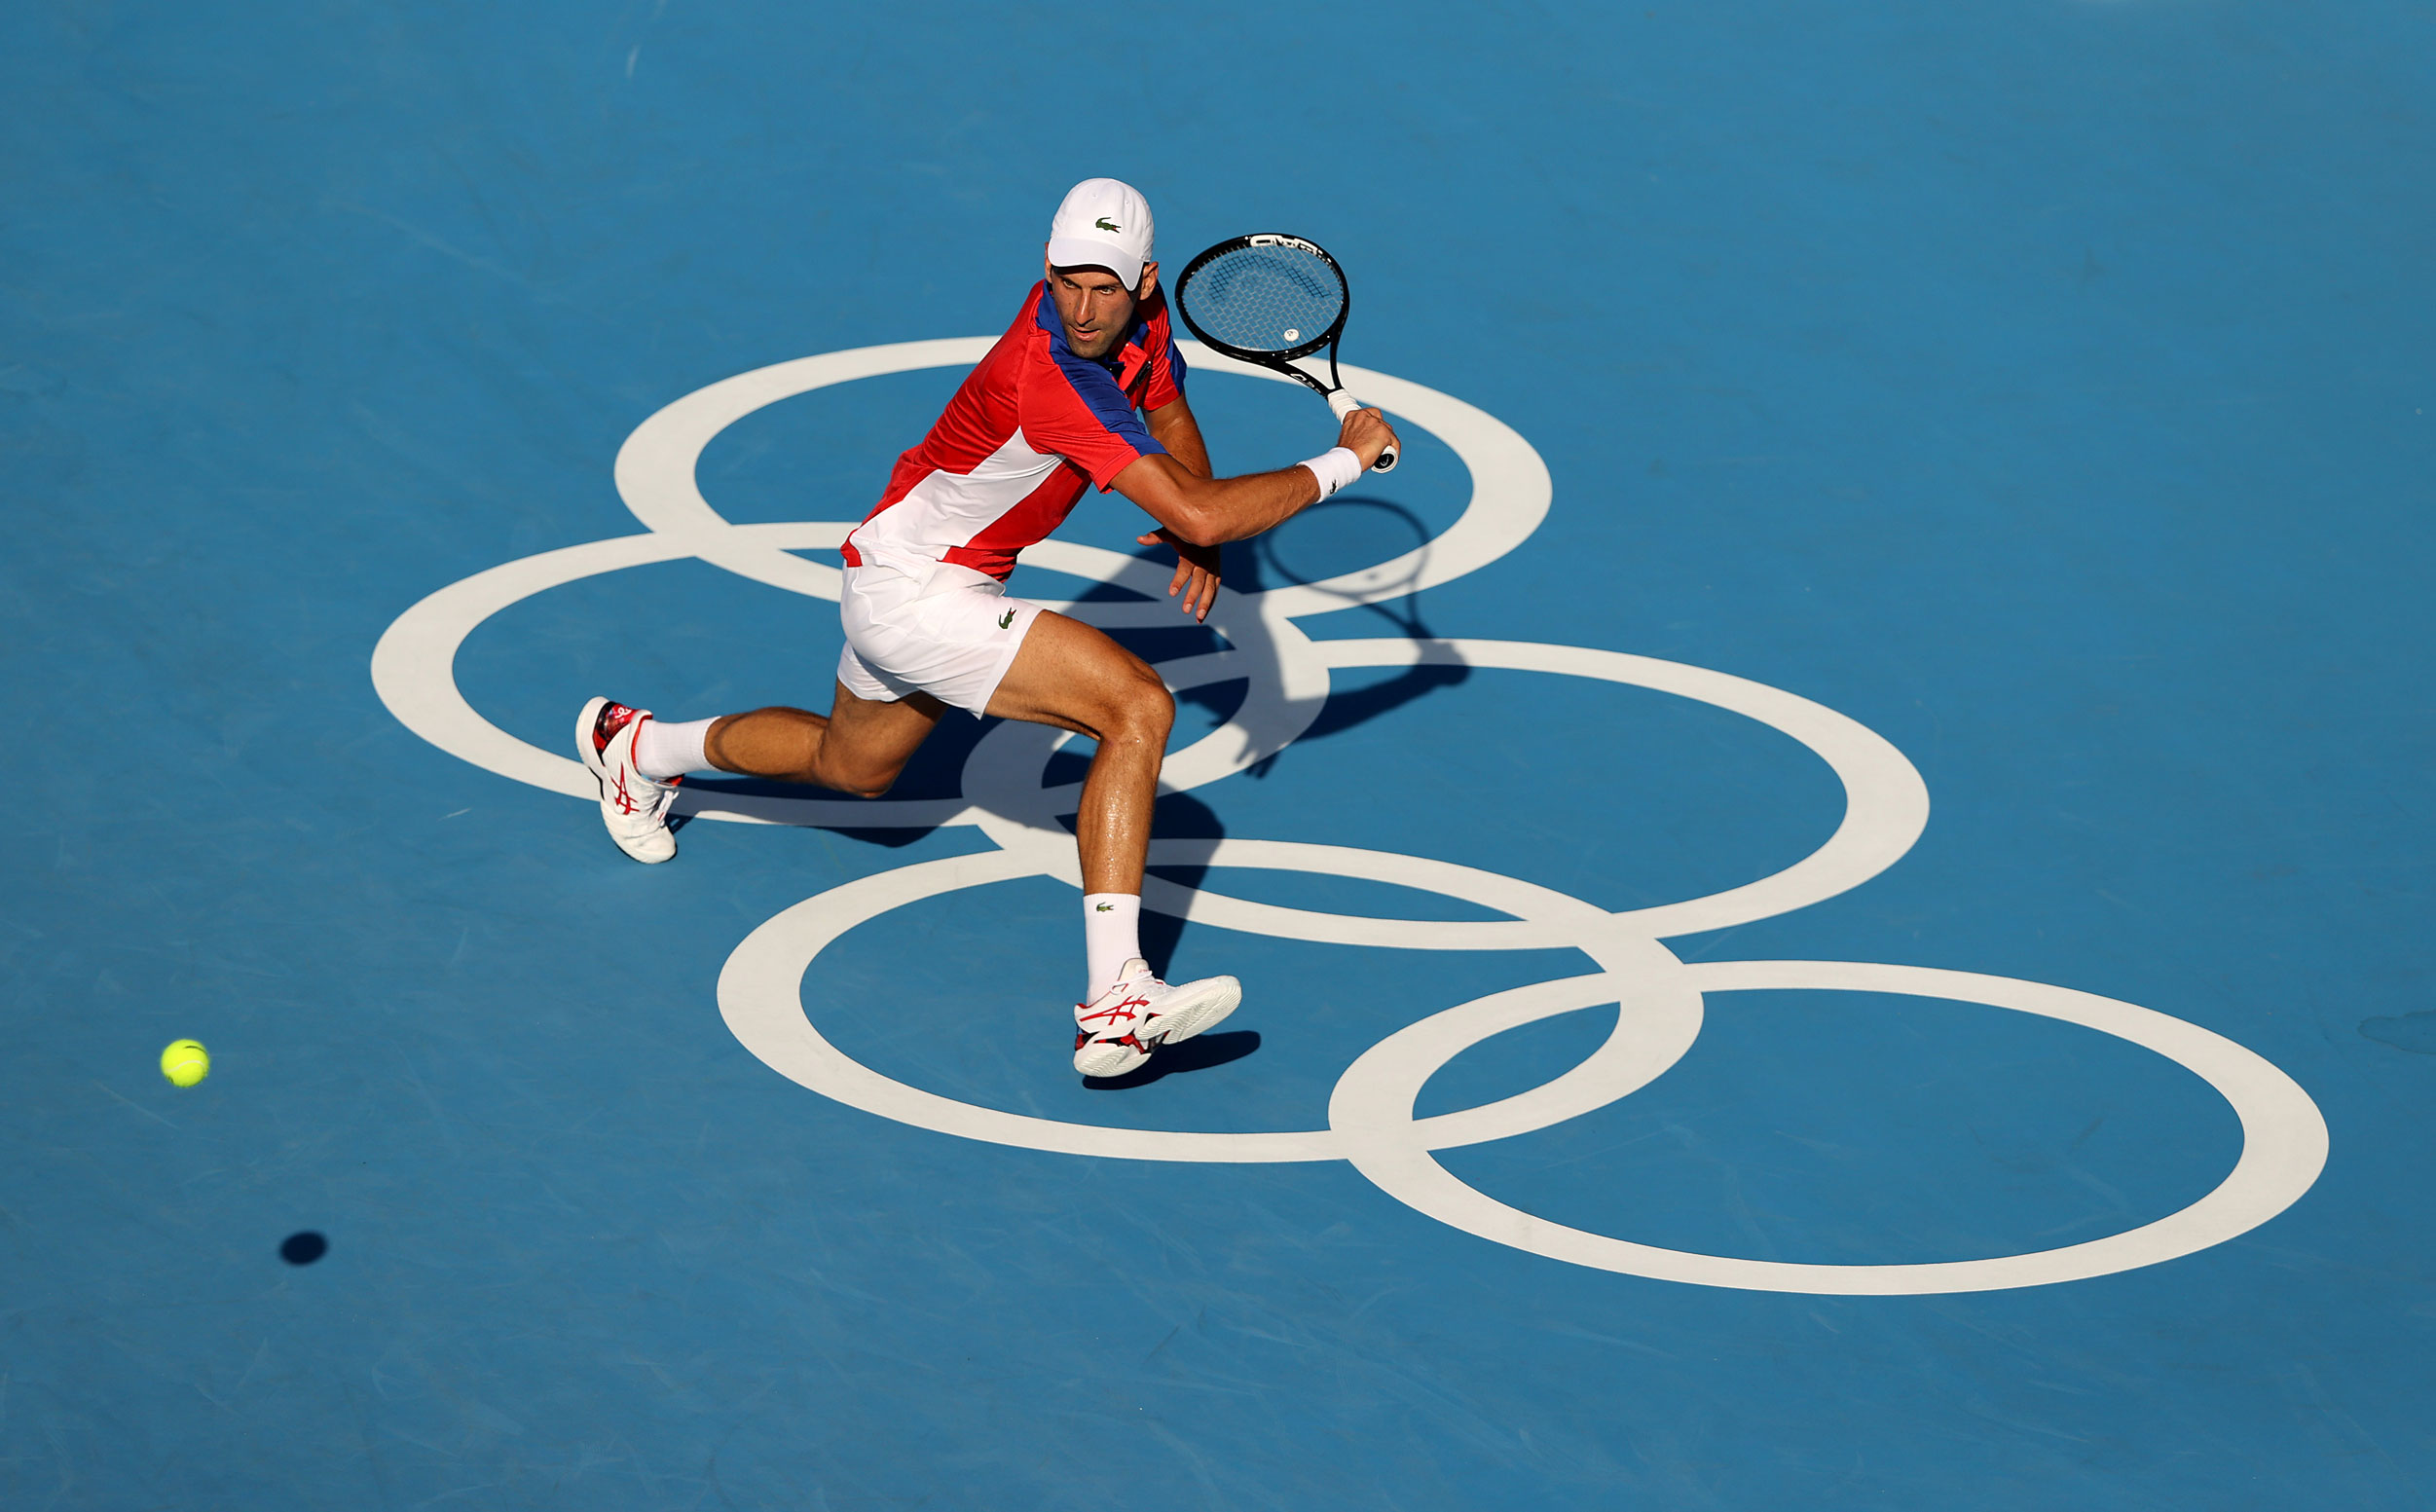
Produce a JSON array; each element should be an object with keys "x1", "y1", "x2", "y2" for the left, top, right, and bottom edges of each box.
[{"x1": 6, "y1": 3, "x2": 2433, "y2": 1507}]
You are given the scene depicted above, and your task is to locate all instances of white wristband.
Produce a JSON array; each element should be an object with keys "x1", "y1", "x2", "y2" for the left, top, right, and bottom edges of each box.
[{"x1": 1299, "y1": 446, "x2": 1362, "y2": 500}]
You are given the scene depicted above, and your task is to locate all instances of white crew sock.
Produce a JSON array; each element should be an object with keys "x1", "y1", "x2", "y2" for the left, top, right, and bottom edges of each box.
[
  {"x1": 1083, "y1": 893, "x2": 1143, "y2": 998},
  {"x1": 634, "y1": 716, "x2": 715, "y2": 779}
]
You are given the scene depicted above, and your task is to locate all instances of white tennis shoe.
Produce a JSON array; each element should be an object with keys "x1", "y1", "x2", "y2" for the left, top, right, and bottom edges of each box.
[
  {"x1": 1072, "y1": 958, "x2": 1241, "y2": 1079},
  {"x1": 577, "y1": 696, "x2": 680, "y2": 864}
]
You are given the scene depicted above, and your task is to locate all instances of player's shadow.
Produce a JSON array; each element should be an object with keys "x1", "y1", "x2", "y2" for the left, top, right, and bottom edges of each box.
[
  {"x1": 1052, "y1": 495, "x2": 1471, "y2": 774},
  {"x1": 1140, "y1": 788, "x2": 1224, "y2": 977},
  {"x1": 1081, "y1": 1030, "x2": 1261, "y2": 1089},
  {"x1": 1229, "y1": 495, "x2": 1469, "y2": 766}
]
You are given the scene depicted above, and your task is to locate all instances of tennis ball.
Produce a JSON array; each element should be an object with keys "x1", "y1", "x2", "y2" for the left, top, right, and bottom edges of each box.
[{"x1": 160, "y1": 1039, "x2": 209, "y2": 1088}]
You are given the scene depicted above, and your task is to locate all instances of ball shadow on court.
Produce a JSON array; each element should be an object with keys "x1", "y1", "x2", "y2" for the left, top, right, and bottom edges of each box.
[{"x1": 279, "y1": 1231, "x2": 328, "y2": 1266}]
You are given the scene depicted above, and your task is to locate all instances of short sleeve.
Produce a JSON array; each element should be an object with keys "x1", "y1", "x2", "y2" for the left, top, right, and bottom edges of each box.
[{"x1": 1022, "y1": 349, "x2": 1167, "y2": 491}]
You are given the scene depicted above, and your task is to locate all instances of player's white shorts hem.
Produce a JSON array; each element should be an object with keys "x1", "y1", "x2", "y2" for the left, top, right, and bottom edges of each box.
[{"x1": 835, "y1": 562, "x2": 1046, "y2": 717}]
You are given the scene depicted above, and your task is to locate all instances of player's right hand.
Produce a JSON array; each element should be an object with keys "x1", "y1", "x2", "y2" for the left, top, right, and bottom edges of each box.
[{"x1": 1337, "y1": 407, "x2": 1400, "y2": 471}]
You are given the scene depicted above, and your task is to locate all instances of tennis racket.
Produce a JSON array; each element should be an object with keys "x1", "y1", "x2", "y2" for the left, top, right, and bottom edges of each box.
[{"x1": 1171, "y1": 234, "x2": 1397, "y2": 473}]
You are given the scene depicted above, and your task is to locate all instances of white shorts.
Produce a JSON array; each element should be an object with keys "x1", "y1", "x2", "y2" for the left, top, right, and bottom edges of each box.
[{"x1": 834, "y1": 561, "x2": 1047, "y2": 716}]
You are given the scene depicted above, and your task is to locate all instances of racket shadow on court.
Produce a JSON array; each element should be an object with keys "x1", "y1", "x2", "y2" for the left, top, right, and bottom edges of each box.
[{"x1": 1235, "y1": 495, "x2": 1469, "y2": 766}]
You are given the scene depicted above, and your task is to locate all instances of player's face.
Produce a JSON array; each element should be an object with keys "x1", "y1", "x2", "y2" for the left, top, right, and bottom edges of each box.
[{"x1": 1044, "y1": 256, "x2": 1160, "y2": 362}]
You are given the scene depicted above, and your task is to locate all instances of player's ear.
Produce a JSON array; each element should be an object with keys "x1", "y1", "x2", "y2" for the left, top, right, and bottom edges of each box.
[
  {"x1": 1043, "y1": 246, "x2": 1055, "y2": 283},
  {"x1": 1134, "y1": 261, "x2": 1159, "y2": 304}
]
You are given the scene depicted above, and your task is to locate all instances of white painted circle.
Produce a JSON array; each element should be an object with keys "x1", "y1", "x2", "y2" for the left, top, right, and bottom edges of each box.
[
  {"x1": 369, "y1": 338, "x2": 2331, "y2": 1294},
  {"x1": 719, "y1": 847, "x2": 1706, "y2": 1164},
  {"x1": 1327, "y1": 959, "x2": 2330, "y2": 1294}
]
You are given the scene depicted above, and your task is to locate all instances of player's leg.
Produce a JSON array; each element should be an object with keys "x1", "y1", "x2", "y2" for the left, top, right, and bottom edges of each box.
[
  {"x1": 698, "y1": 684, "x2": 947, "y2": 799},
  {"x1": 983, "y1": 610, "x2": 1238, "y2": 1077},
  {"x1": 981, "y1": 609, "x2": 1172, "y2": 896},
  {"x1": 576, "y1": 683, "x2": 943, "y2": 865}
]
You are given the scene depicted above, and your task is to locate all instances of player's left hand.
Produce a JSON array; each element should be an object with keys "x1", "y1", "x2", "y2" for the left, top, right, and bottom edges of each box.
[{"x1": 1139, "y1": 528, "x2": 1221, "y2": 621}]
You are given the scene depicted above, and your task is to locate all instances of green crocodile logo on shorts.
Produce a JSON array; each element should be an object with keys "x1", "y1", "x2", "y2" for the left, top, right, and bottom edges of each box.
[
  {"x1": 998, "y1": 608, "x2": 1016, "y2": 629},
  {"x1": 1094, "y1": 217, "x2": 1121, "y2": 232}
]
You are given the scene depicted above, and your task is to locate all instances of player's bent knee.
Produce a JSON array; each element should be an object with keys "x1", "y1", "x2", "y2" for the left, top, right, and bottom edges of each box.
[
  {"x1": 801, "y1": 751, "x2": 900, "y2": 799},
  {"x1": 830, "y1": 763, "x2": 901, "y2": 800},
  {"x1": 1104, "y1": 673, "x2": 1173, "y2": 744}
]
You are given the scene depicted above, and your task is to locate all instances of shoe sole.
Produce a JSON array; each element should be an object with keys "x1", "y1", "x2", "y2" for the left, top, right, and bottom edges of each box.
[
  {"x1": 576, "y1": 696, "x2": 676, "y2": 865},
  {"x1": 1073, "y1": 1039, "x2": 1150, "y2": 1079},
  {"x1": 1143, "y1": 976, "x2": 1241, "y2": 1049}
]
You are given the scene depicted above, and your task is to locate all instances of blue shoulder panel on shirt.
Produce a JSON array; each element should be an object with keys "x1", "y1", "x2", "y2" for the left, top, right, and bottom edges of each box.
[{"x1": 1037, "y1": 292, "x2": 1166, "y2": 455}]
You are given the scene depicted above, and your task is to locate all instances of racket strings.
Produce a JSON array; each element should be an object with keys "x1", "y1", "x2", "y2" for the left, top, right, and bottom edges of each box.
[{"x1": 1178, "y1": 245, "x2": 1345, "y2": 356}]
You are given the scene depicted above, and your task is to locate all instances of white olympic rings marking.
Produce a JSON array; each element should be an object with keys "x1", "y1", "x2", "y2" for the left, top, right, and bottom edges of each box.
[{"x1": 371, "y1": 338, "x2": 2328, "y2": 1293}]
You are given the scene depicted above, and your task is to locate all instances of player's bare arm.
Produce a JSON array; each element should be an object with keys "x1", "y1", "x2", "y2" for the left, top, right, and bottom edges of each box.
[
  {"x1": 1114, "y1": 404, "x2": 1399, "y2": 547},
  {"x1": 1143, "y1": 392, "x2": 1211, "y2": 476},
  {"x1": 1139, "y1": 395, "x2": 1221, "y2": 617}
]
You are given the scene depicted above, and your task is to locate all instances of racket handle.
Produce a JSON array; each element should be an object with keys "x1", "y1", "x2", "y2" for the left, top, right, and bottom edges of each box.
[{"x1": 1327, "y1": 389, "x2": 1400, "y2": 474}]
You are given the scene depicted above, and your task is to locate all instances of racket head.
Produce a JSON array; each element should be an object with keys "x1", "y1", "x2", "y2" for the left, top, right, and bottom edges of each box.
[{"x1": 1172, "y1": 235, "x2": 1350, "y2": 366}]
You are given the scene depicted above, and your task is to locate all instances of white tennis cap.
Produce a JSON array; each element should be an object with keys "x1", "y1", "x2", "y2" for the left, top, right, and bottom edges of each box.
[{"x1": 1046, "y1": 178, "x2": 1155, "y2": 290}]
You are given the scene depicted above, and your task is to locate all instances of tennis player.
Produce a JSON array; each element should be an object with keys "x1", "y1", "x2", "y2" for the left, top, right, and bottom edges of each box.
[{"x1": 578, "y1": 177, "x2": 1398, "y2": 1078}]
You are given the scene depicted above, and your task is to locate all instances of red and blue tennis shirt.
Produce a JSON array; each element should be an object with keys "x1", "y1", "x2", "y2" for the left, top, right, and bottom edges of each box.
[{"x1": 841, "y1": 282, "x2": 1187, "y2": 581}]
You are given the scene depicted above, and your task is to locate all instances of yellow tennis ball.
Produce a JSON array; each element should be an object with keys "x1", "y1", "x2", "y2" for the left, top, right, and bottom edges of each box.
[{"x1": 160, "y1": 1039, "x2": 209, "y2": 1088}]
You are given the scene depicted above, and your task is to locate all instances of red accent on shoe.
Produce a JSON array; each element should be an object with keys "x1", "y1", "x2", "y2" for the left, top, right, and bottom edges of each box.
[
  {"x1": 1079, "y1": 995, "x2": 1149, "y2": 1028},
  {"x1": 595, "y1": 703, "x2": 683, "y2": 805},
  {"x1": 592, "y1": 701, "x2": 646, "y2": 756}
]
